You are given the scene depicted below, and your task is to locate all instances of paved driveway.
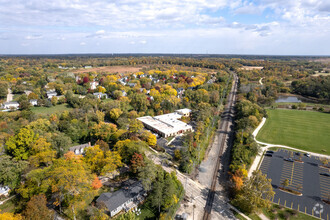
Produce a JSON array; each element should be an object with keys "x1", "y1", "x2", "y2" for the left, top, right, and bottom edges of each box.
[{"x1": 259, "y1": 149, "x2": 330, "y2": 219}]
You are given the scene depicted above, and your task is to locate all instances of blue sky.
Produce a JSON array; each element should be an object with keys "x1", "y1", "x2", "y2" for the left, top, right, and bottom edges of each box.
[{"x1": 0, "y1": 0, "x2": 329, "y2": 55}]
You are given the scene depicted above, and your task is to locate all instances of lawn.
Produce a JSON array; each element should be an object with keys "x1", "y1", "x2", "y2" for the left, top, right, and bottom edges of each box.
[
  {"x1": 31, "y1": 104, "x2": 72, "y2": 115},
  {"x1": 257, "y1": 109, "x2": 330, "y2": 155},
  {"x1": 262, "y1": 204, "x2": 318, "y2": 220}
]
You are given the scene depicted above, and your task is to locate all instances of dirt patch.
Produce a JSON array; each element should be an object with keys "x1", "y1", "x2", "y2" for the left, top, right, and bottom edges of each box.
[
  {"x1": 239, "y1": 66, "x2": 264, "y2": 70},
  {"x1": 311, "y1": 58, "x2": 330, "y2": 64},
  {"x1": 72, "y1": 66, "x2": 145, "y2": 74}
]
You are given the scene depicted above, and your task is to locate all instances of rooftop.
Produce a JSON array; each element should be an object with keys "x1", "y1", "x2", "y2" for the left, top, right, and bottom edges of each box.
[{"x1": 96, "y1": 181, "x2": 144, "y2": 212}]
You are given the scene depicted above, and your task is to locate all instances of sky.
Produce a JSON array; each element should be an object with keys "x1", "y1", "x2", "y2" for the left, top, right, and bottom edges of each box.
[{"x1": 0, "y1": 0, "x2": 329, "y2": 55}]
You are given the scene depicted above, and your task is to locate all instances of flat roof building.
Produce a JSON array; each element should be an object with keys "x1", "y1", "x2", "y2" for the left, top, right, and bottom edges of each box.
[{"x1": 137, "y1": 109, "x2": 193, "y2": 138}]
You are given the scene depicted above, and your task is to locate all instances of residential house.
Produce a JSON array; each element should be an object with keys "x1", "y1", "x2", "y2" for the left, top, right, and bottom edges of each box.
[
  {"x1": 47, "y1": 91, "x2": 58, "y2": 99},
  {"x1": 29, "y1": 99, "x2": 38, "y2": 106},
  {"x1": 90, "y1": 81, "x2": 99, "y2": 90},
  {"x1": 93, "y1": 92, "x2": 108, "y2": 99},
  {"x1": 96, "y1": 181, "x2": 146, "y2": 217},
  {"x1": 0, "y1": 186, "x2": 10, "y2": 197},
  {"x1": 127, "y1": 83, "x2": 136, "y2": 88},
  {"x1": 84, "y1": 66, "x2": 92, "y2": 69},
  {"x1": 2, "y1": 101, "x2": 19, "y2": 109},
  {"x1": 69, "y1": 143, "x2": 92, "y2": 155}
]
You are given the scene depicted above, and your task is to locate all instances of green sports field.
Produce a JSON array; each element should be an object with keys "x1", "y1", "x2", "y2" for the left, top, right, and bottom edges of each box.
[{"x1": 256, "y1": 109, "x2": 330, "y2": 155}]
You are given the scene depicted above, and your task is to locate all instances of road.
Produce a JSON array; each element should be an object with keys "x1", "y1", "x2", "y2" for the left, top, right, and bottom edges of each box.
[
  {"x1": 6, "y1": 88, "x2": 13, "y2": 102},
  {"x1": 151, "y1": 72, "x2": 238, "y2": 220},
  {"x1": 200, "y1": 72, "x2": 238, "y2": 220}
]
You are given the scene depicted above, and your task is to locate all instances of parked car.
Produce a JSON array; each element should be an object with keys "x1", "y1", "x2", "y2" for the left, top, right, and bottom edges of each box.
[
  {"x1": 284, "y1": 158, "x2": 294, "y2": 162},
  {"x1": 266, "y1": 150, "x2": 274, "y2": 154},
  {"x1": 320, "y1": 173, "x2": 330, "y2": 177},
  {"x1": 265, "y1": 153, "x2": 273, "y2": 157},
  {"x1": 304, "y1": 153, "x2": 310, "y2": 157},
  {"x1": 295, "y1": 152, "x2": 301, "y2": 156}
]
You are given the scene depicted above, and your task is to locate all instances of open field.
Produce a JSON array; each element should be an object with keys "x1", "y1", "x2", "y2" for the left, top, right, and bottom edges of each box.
[
  {"x1": 239, "y1": 66, "x2": 264, "y2": 70},
  {"x1": 31, "y1": 104, "x2": 72, "y2": 115},
  {"x1": 257, "y1": 109, "x2": 330, "y2": 154},
  {"x1": 72, "y1": 65, "x2": 145, "y2": 74}
]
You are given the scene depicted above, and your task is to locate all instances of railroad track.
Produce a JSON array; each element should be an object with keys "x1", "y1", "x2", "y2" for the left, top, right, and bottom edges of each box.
[{"x1": 202, "y1": 73, "x2": 238, "y2": 220}]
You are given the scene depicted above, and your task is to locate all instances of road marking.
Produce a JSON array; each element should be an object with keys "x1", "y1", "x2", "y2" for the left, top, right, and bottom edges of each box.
[
  {"x1": 305, "y1": 207, "x2": 307, "y2": 214},
  {"x1": 291, "y1": 202, "x2": 293, "y2": 209},
  {"x1": 278, "y1": 198, "x2": 280, "y2": 205},
  {"x1": 290, "y1": 162, "x2": 294, "y2": 184},
  {"x1": 298, "y1": 204, "x2": 299, "y2": 211},
  {"x1": 284, "y1": 200, "x2": 286, "y2": 207},
  {"x1": 312, "y1": 208, "x2": 314, "y2": 216}
]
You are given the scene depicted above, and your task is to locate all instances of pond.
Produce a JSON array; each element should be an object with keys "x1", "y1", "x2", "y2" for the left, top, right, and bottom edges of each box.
[{"x1": 275, "y1": 96, "x2": 302, "y2": 103}]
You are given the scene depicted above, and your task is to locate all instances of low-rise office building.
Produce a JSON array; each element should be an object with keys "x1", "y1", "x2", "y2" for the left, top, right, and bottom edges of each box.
[{"x1": 137, "y1": 109, "x2": 193, "y2": 138}]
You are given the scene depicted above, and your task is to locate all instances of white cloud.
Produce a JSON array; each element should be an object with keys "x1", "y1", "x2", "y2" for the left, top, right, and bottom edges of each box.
[
  {"x1": 0, "y1": 0, "x2": 329, "y2": 54},
  {"x1": 25, "y1": 35, "x2": 43, "y2": 40}
]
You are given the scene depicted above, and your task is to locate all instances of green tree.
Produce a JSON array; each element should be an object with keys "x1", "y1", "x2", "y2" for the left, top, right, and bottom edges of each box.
[
  {"x1": 5, "y1": 127, "x2": 38, "y2": 160},
  {"x1": 0, "y1": 155, "x2": 28, "y2": 188},
  {"x1": 0, "y1": 81, "x2": 8, "y2": 98}
]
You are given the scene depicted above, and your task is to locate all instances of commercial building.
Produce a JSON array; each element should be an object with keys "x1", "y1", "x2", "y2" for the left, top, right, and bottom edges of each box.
[{"x1": 137, "y1": 109, "x2": 193, "y2": 138}]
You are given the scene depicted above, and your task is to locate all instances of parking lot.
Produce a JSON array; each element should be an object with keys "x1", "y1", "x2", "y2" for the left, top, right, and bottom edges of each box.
[{"x1": 259, "y1": 149, "x2": 330, "y2": 219}]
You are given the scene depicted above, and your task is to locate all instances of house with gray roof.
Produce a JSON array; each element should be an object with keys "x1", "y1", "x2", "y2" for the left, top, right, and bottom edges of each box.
[{"x1": 96, "y1": 181, "x2": 146, "y2": 217}]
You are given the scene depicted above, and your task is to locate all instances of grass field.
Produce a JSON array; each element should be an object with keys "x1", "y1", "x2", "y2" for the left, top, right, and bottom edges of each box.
[
  {"x1": 257, "y1": 109, "x2": 330, "y2": 155},
  {"x1": 31, "y1": 104, "x2": 72, "y2": 115}
]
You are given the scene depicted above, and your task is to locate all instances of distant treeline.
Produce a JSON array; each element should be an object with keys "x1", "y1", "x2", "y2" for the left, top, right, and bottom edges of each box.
[{"x1": 292, "y1": 76, "x2": 330, "y2": 100}]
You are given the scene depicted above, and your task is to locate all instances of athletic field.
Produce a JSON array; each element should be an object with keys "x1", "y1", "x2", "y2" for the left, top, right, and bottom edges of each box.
[{"x1": 256, "y1": 109, "x2": 330, "y2": 155}]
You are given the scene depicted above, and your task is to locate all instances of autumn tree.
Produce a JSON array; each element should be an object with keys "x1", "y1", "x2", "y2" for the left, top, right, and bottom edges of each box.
[
  {"x1": 5, "y1": 127, "x2": 38, "y2": 160},
  {"x1": 29, "y1": 138, "x2": 56, "y2": 167},
  {"x1": 84, "y1": 145, "x2": 122, "y2": 175},
  {"x1": 91, "y1": 122, "x2": 117, "y2": 142},
  {"x1": 0, "y1": 212, "x2": 22, "y2": 220},
  {"x1": 233, "y1": 170, "x2": 274, "y2": 214},
  {"x1": 49, "y1": 152, "x2": 96, "y2": 219},
  {"x1": 91, "y1": 176, "x2": 102, "y2": 190},
  {"x1": 130, "y1": 153, "x2": 144, "y2": 174},
  {"x1": 23, "y1": 194, "x2": 54, "y2": 220}
]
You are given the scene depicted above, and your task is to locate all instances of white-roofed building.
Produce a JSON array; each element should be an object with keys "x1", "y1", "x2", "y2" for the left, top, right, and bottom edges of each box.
[{"x1": 137, "y1": 109, "x2": 193, "y2": 138}]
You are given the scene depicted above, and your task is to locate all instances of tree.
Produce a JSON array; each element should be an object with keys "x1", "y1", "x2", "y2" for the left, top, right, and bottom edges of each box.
[
  {"x1": 0, "y1": 81, "x2": 8, "y2": 98},
  {"x1": 91, "y1": 122, "x2": 117, "y2": 142},
  {"x1": 51, "y1": 96, "x2": 58, "y2": 106},
  {"x1": 5, "y1": 127, "x2": 38, "y2": 160},
  {"x1": 29, "y1": 138, "x2": 56, "y2": 167},
  {"x1": 151, "y1": 178, "x2": 164, "y2": 213},
  {"x1": 49, "y1": 152, "x2": 96, "y2": 219},
  {"x1": 128, "y1": 119, "x2": 143, "y2": 137},
  {"x1": 130, "y1": 153, "x2": 144, "y2": 174},
  {"x1": 233, "y1": 170, "x2": 274, "y2": 214},
  {"x1": 84, "y1": 145, "x2": 122, "y2": 175},
  {"x1": 0, "y1": 212, "x2": 22, "y2": 220},
  {"x1": 91, "y1": 176, "x2": 102, "y2": 190},
  {"x1": 281, "y1": 179, "x2": 290, "y2": 188},
  {"x1": 147, "y1": 133, "x2": 157, "y2": 146},
  {"x1": 51, "y1": 133, "x2": 72, "y2": 157},
  {"x1": 109, "y1": 108, "x2": 123, "y2": 121},
  {"x1": 0, "y1": 155, "x2": 28, "y2": 188},
  {"x1": 23, "y1": 194, "x2": 54, "y2": 220},
  {"x1": 138, "y1": 160, "x2": 157, "y2": 191}
]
